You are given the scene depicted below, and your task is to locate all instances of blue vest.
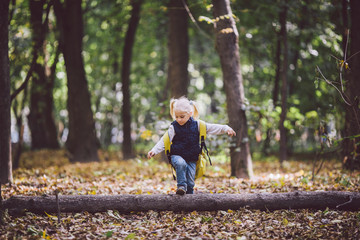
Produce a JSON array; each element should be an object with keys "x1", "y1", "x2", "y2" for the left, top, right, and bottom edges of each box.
[{"x1": 170, "y1": 118, "x2": 201, "y2": 162}]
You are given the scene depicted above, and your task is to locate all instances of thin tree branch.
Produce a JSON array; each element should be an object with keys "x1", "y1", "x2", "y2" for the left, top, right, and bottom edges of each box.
[
  {"x1": 344, "y1": 29, "x2": 349, "y2": 62},
  {"x1": 316, "y1": 64, "x2": 359, "y2": 131},
  {"x1": 316, "y1": 66, "x2": 352, "y2": 106},
  {"x1": 43, "y1": 0, "x2": 53, "y2": 30},
  {"x1": 49, "y1": 44, "x2": 61, "y2": 87},
  {"x1": 10, "y1": 0, "x2": 53, "y2": 102},
  {"x1": 339, "y1": 29, "x2": 349, "y2": 92},
  {"x1": 55, "y1": 190, "x2": 61, "y2": 224},
  {"x1": 336, "y1": 196, "x2": 353, "y2": 209},
  {"x1": 346, "y1": 50, "x2": 360, "y2": 62},
  {"x1": 181, "y1": 0, "x2": 213, "y2": 40},
  {"x1": 10, "y1": 55, "x2": 37, "y2": 102},
  {"x1": 8, "y1": 0, "x2": 16, "y2": 24}
]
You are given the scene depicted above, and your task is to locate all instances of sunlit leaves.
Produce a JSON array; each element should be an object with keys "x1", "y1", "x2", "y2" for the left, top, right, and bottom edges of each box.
[
  {"x1": 220, "y1": 28, "x2": 234, "y2": 34},
  {"x1": 140, "y1": 129, "x2": 152, "y2": 140},
  {"x1": 198, "y1": 15, "x2": 213, "y2": 24}
]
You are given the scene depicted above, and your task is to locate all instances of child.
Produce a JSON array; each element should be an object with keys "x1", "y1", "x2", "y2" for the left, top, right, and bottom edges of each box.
[{"x1": 147, "y1": 96, "x2": 236, "y2": 195}]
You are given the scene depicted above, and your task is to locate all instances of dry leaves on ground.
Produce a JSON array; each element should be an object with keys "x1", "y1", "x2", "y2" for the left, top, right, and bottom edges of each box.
[{"x1": 1, "y1": 150, "x2": 360, "y2": 239}]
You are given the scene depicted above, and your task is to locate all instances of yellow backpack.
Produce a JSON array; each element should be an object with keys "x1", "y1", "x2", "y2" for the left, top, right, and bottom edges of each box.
[{"x1": 163, "y1": 120, "x2": 212, "y2": 180}]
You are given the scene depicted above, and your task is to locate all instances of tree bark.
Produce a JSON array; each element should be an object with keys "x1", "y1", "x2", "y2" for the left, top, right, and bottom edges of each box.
[
  {"x1": 263, "y1": 8, "x2": 284, "y2": 156},
  {"x1": 168, "y1": 0, "x2": 189, "y2": 98},
  {"x1": 54, "y1": 0, "x2": 99, "y2": 162},
  {"x1": 342, "y1": 0, "x2": 349, "y2": 58},
  {"x1": 121, "y1": 0, "x2": 143, "y2": 159},
  {"x1": 343, "y1": 0, "x2": 360, "y2": 170},
  {"x1": 272, "y1": 27, "x2": 281, "y2": 107},
  {"x1": 278, "y1": 2, "x2": 288, "y2": 164},
  {"x1": 212, "y1": 0, "x2": 253, "y2": 179},
  {"x1": 28, "y1": 0, "x2": 59, "y2": 150},
  {"x1": 3, "y1": 191, "x2": 360, "y2": 215},
  {"x1": 0, "y1": 0, "x2": 12, "y2": 185},
  {"x1": 195, "y1": 32, "x2": 218, "y2": 113}
]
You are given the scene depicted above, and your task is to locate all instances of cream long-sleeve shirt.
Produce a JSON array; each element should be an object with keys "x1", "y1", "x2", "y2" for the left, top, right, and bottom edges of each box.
[{"x1": 150, "y1": 121, "x2": 234, "y2": 156}]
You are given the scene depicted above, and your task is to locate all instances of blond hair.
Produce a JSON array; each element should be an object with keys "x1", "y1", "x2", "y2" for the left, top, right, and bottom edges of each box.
[{"x1": 170, "y1": 96, "x2": 199, "y2": 120}]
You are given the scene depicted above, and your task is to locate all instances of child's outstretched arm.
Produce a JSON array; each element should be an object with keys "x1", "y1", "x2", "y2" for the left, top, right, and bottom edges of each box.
[
  {"x1": 206, "y1": 123, "x2": 236, "y2": 136},
  {"x1": 147, "y1": 151, "x2": 156, "y2": 159},
  {"x1": 227, "y1": 128, "x2": 236, "y2": 137},
  {"x1": 147, "y1": 126, "x2": 175, "y2": 159},
  {"x1": 147, "y1": 138, "x2": 164, "y2": 159}
]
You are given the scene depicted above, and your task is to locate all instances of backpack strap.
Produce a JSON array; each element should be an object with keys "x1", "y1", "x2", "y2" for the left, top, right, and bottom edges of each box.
[
  {"x1": 198, "y1": 120, "x2": 206, "y2": 141},
  {"x1": 163, "y1": 131, "x2": 171, "y2": 160},
  {"x1": 198, "y1": 120, "x2": 212, "y2": 166},
  {"x1": 163, "y1": 131, "x2": 176, "y2": 180}
]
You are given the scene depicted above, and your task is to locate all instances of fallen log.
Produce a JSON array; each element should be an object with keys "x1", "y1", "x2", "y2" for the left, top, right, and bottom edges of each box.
[{"x1": 3, "y1": 191, "x2": 360, "y2": 215}]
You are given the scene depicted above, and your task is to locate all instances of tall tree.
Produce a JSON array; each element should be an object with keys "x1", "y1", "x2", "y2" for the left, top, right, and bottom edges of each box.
[
  {"x1": 278, "y1": 2, "x2": 288, "y2": 164},
  {"x1": 343, "y1": 0, "x2": 360, "y2": 169},
  {"x1": 28, "y1": 0, "x2": 59, "y2": 150},
  {"x1": 342, "y1": 0, "x2": 349, "y2": 57},
  {"x1": 263, "y1": 6, "x2": 284, "y2": 156},
  {"x1": 54, "y1": 0, "x2": 99, "y2": 162},
  {"x1": 121, "y1": 0, "x2": 143, "y2": 159},
  {"x1": 11, "y1": 87, "x2": 28, "y2": 170},
  {"x1": 212, "y1": 0, "x2": 253, "y2": 179},
  {"x1": 0, "y1": 0, "x2": 12, "y2": 184},
  {"x1": 168, "y1": 0, "x2": 189, "y2": 98},
  {"x1": 272, "y1": 23, "x2": 282, "y2": 107}
]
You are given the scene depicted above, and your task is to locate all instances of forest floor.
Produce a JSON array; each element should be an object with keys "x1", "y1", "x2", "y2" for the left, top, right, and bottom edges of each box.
[{"x1": 1, "y1": 150, "x2": 360, "y2": 239}]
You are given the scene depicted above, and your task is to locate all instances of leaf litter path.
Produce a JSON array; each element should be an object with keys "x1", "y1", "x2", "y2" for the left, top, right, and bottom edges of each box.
[{"x1": 1, "y1": 154, "x2": 360, "y2": 239}]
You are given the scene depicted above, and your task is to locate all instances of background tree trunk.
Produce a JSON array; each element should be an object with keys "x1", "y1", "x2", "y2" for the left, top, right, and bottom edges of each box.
[
  {"x1": 279, "y1": 2, "x2": 288, "y2": 165},
  {"x1": 168, "y1": 0, "x2": 189, "y2": 98},
  {"x1": 11, "y1": 88, "x2": 27, "y2": 169},
  {"x1": 212, "y1": 0, "x2": 253, "y2": 179},
  {"x1": 342, "y1": 0, "x2": 349, "y2": 58},
  {"x1": 273, "y1": 28, "x2": 282, "y2": 107},
  {"x1": 121, "y1": 0, "x2": 143, "y2": 159},
  {"x1": 3, "y1": 191, "x2": 360, "y2": 215},
  {"x1": 262, "y1": 13, "x2": 283, "y2": 156},
  {"x1": 0, "y1": 0, "x2": 12, "y2": 185},
  {"x1": 195, "y1": 33, "x2": 218, "y2": 113},
  {"x1": 54, "y1": 0, "x2": 99, "y2": 162},
  {"x1": 343, "y1": 0, "x2": 360, "y2": 169},
  {"x1": 28, "y1": 0, "x2": 59, "y2": 150}
]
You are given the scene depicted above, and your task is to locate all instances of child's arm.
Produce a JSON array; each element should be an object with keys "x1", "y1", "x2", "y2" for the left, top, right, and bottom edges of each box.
[
  {"x1": 147, "y1": 126, "x2": 175, "y2": 159},
  {"x1": 206, "y1": 123, "x2": 236, "y2": 136}
]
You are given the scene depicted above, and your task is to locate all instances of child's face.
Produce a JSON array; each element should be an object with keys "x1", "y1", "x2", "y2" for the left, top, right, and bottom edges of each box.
[{"x1": 174, "y1": 110, "x2": 192, "y2": 126}]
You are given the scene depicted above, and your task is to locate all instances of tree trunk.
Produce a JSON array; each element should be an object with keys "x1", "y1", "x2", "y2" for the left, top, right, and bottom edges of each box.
[
  {"x1": 195, "y1": 33, "x2": 218, "y2": 113},
  {"x1": 288, "y1": 0, "x2": 309, "y2": 97},
  {"x1": 262, "y1": 11, "x2": 284, "y2": 156},
  {"x1": 342, "y1": 0, "x2": 349, "y2": 58},
  {"x1": 28, "y1": 0, "x2": 59, "y2": 150},
  {"x1": 279, "y1": 2, "x2": 288, "y2": 164},
  {"x1": 343, "y1": 0, "x2": 360, "y2": 169},
  {"x1": 11, "y1": 114, "x2": 24, "y2": 170},
  {"x1": 272, "y1": 27, "x2": 281, "y2": 107},
  {"x1": 54, "y1": 0, "x2": 99, "y2": 162},
  {"x1": 168, "y1": 0, "x2": 189, "y2": 98},
  {"x1": 3, "y1": 191, "x2": 360, "y2": 215},
  {"x1": 212, "y1": 0, "x2": 253, "y2": 179},
  {"x1": 121, "y1": 0, "x2": 143, "y2": 159},
  {"x1": 0, "y1": 0, "x2": 12, "y2": 185}
]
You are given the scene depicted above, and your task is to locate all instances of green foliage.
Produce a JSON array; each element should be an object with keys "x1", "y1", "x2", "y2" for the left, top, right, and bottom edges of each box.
[{"x1": 8, "y1": 0, "x2": 349, "y2": 162}]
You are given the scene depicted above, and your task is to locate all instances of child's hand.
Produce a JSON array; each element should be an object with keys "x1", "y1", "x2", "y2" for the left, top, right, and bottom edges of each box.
[
  {"x1": 147, "y1": 151, "x2": 155, "y2": 159},
  {"x1": 227, "y1": 129, "x2": 236, "y2": 137}
]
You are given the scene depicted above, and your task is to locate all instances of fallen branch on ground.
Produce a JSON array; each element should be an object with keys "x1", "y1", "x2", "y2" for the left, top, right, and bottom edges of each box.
[{"x1": 3, "y1": 191, "x2": 360, "y2": 215}]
